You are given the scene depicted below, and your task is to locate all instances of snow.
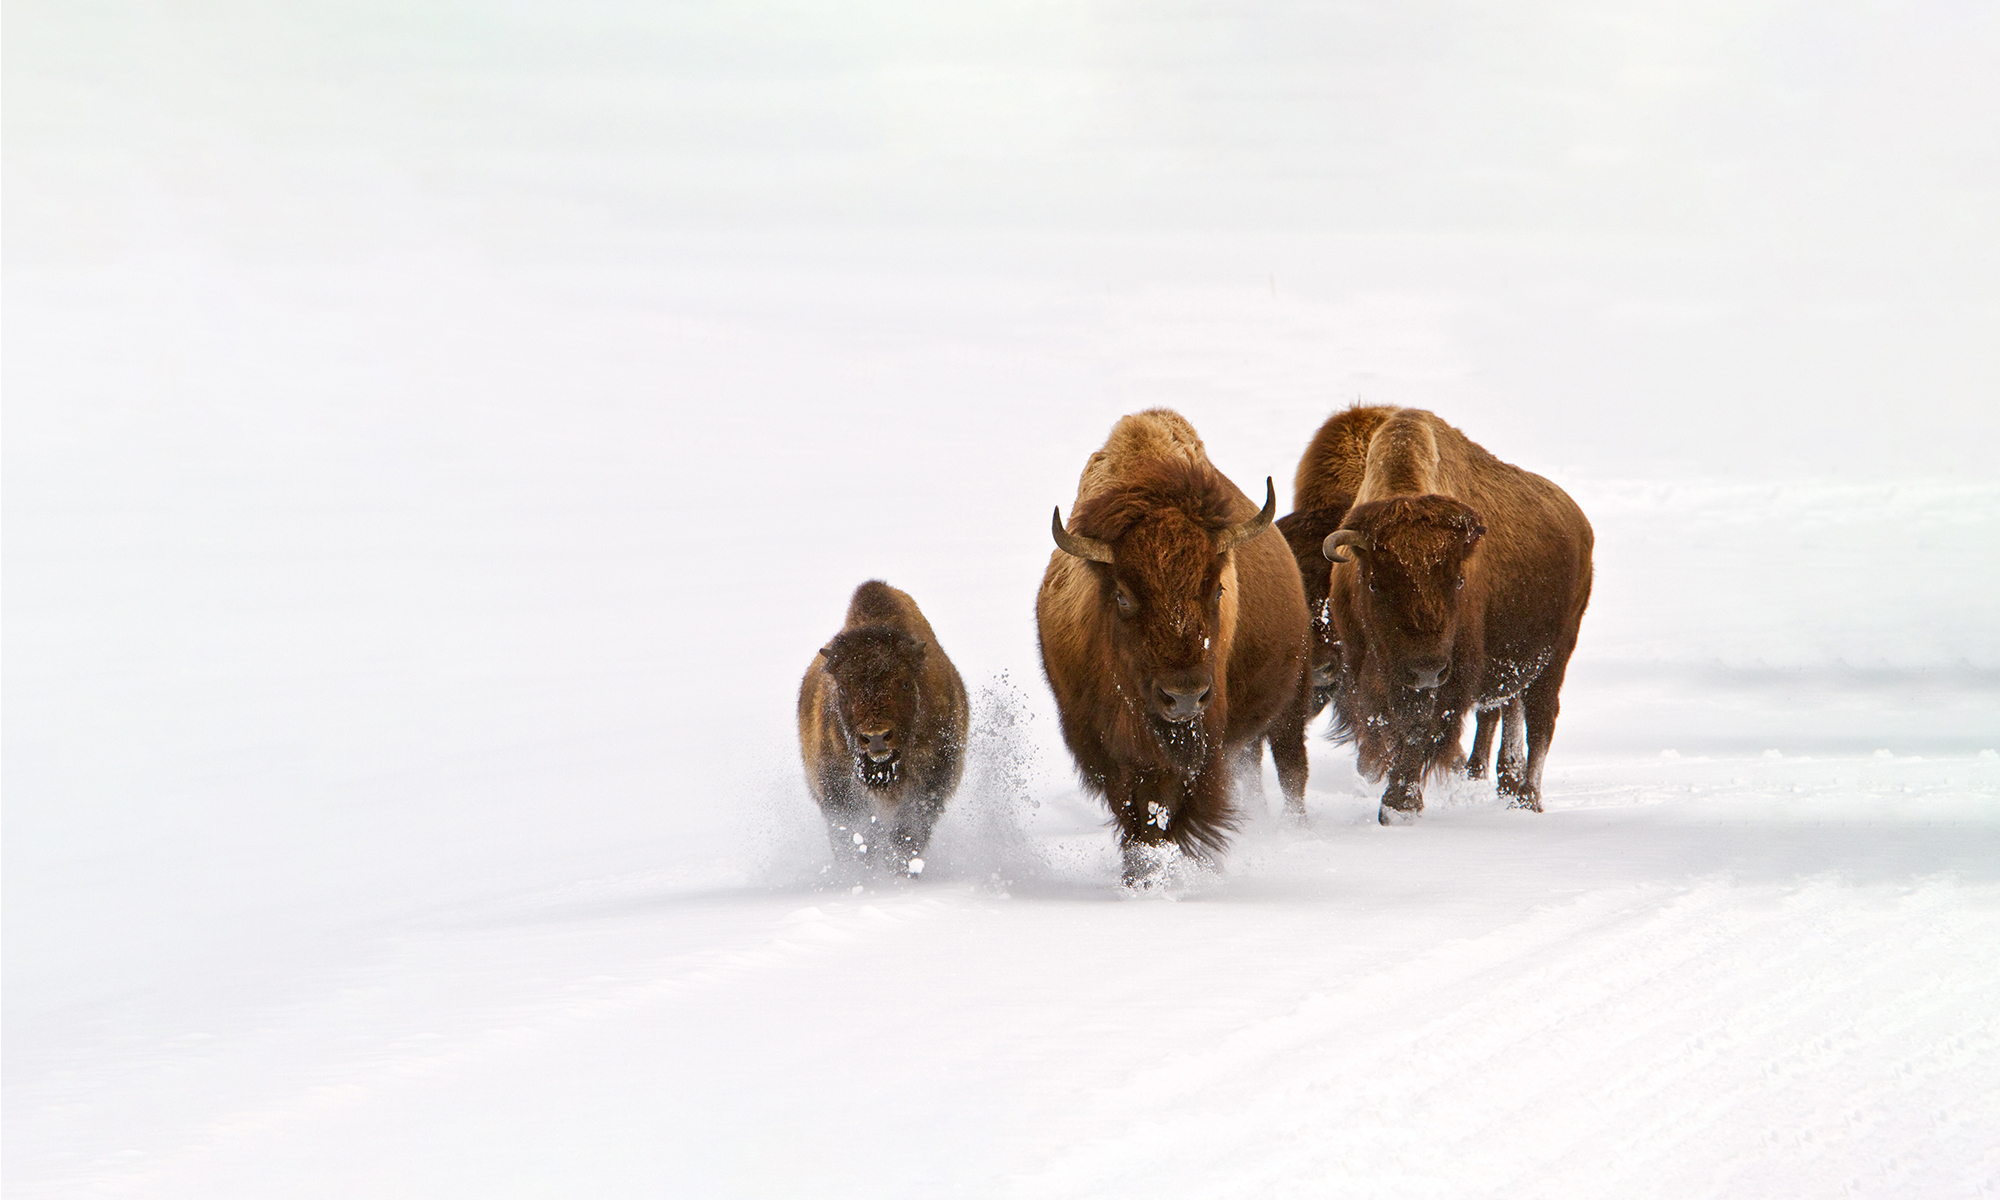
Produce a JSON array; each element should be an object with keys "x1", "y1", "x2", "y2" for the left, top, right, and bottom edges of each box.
[
  {"x1": 7, "y1": 1, "x2": 1999, "y2": 1197},
  {"x1": 11, "y1": 755, "x2": 2000, "y2": 1198}
]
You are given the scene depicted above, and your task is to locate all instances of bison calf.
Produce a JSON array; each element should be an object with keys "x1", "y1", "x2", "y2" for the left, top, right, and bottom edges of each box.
[{"x1": 798, "y1": 581, "x2": 969, "y2": 875}]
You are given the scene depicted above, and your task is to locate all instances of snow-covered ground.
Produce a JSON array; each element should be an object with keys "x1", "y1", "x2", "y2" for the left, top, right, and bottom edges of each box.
[
  {"x1": 7, "y1": 2, "x2": 1998, "y2": 1196},
  {"x1": 12, "y1": 749, "x2": 2000, "y2": 1199}
]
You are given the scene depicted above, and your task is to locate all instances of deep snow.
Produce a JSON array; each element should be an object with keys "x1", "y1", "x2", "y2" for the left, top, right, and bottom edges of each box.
[{"x1": 7, "y1": 1, "x2": 1999, "y2": 1196}]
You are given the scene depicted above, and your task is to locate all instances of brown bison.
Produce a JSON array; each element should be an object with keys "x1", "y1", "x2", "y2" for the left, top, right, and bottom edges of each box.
[
  {"x1": 1036, "y1": 409, "x2": 1313, "y2": 884},
  {"x1": 798, "y1": 581, "x2": 969, "y2": 875},
  {"x1": 1302, "y1": 406, "x2": 1593, "y2": 823}
]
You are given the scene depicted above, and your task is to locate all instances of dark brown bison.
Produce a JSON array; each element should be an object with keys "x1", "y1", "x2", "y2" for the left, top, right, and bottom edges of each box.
[
  {"x1": 798, "y1": 581, "x2": 969, "y2": 875},
  {"x1": 1036, "y1": 409, "x2": 1313, "y2": 884},
  {"x1": 1303, "y1": 406, "x2": 1593, "y2": 823},
  {"x1": 1276, "y1": 500, "x2": 1354, "y2": 719}
]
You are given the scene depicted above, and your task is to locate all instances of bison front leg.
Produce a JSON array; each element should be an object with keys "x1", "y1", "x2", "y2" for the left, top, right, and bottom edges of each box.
[
  {"x1": 1112, "y1": 769, "x2": 1176, "y2": 885},
  {"x1": 1377, "y1": 702, "x2": 1465, "y2": 825},
  {"x1": 1112, "y1": 767, "x2": 1227, "y2": 888},
  {"x1": 1378, "y1": 768, "x2": 1424, "y2": 824},
  {"x1": 1465, "y1": 708, "x2": 1499, "y2": 780},
  {"x1": 1510, "y1": 670, "x2": 1566, "y2": 813},
  {"x1": 1376, "y1": 712, "x2": 1433, "y2": 825},
  {"x1": 883, "y1": 794, "x2": 946, "y2": 877},
  {"x1": 1495, "y1": 697, "x2": 1530, "y2": 805},
  {"x1": 818, "y1": 791, "x2": 876, "y2": 871}
]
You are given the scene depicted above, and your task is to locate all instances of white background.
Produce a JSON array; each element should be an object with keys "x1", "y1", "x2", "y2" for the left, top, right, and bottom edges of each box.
[{"x1": 7, "y1": 2, "x2": 1998, "y2": 1195}]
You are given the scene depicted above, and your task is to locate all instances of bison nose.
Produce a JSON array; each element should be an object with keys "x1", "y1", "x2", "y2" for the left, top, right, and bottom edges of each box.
[
  {"x1": 1155, "y1": 682, "x2": 1212, "y2": 723},
  {"x1": 860, "y1": 728, "x2": 896, "y2": 761},
  {"x1": 1404, "y1": 658, "x2": 1450, "y2": 691}
]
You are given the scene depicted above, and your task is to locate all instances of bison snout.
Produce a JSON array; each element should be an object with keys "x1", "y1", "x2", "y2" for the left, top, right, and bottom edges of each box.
[
  {"x1": 858, "y1": 727, "x2": 897, "y2": 762},
  {"x1": 1403, "y1": 657, "x2": 1450, "y2": 691},
  {"x1": 1152, "y1": 678, "x2": 1213, "y2": 723}
]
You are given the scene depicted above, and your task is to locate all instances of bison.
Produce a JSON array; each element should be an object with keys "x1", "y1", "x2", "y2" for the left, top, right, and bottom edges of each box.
[
  {"x1": 798, "y1": 580, "x2": 969, "y2": 875},
  {"x1": 1036, "y1": 409, "x2": 1313, "y2": 884},
  {"x1": 1303, "y1": 406, "x2": 1593, "y2": 823}
]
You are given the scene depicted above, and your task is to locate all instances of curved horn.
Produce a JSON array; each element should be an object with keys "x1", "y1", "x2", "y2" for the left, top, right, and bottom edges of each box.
[
  {"x1": 1323, "y1": 529, "x2": 1370, "y2": 563},
  {"x1": 1051, "y1": 506, "x2": 1115, "y2": 563},
  {"x1": 1219, "y1": 477, "x2": 1278, "y2": 552}
]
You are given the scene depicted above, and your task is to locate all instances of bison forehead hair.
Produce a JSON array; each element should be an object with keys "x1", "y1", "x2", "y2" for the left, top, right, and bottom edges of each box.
[
  {"x1": 1071, "y1": 459, "x2": 1238, "y2": 546},
  {"x1": 822, "y1": 626, "x2": 925, "y2": 686},
  {"x1": 1344, "y1": 495, "x2": 1484, "y2": 565}
]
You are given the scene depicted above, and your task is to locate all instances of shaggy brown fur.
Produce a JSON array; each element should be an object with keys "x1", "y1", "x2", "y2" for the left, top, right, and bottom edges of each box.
[
  {"x1": 1276, "y1": 502, "x2": 1353, "y2": 718},
  {"x1": 1310, "y1": 407, "x2": 1593, "y2": 823},
  {"x1": 1277, "y1": 408, "x2": 1388, "y2": 714},
  {"x1": 1293, "y1": 405, "x2": 1395, "y2": 509},
  {"x1": 1036, "y1": 409, "x2": 1313, "y2": 884},
  {"x1": 798, "y1": 581, "x2": 969, "y2": 874}
]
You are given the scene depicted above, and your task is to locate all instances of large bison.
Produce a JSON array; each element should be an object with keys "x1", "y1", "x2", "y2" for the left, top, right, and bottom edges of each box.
[
  {"x1": 1305, "y1": 406, "x2": 1593, "y2": 823},
  {"x1": 798, "y1": 580, "x2": 969, "y2": 875},
  {"x1": 1037, "y1": 409, "x2": 1313, "y2": 884}
]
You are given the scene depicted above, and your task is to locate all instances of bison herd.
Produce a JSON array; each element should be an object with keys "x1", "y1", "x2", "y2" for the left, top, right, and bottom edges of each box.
[{"x1": 798, "y1": 405, "x2": 1594, "y2": 886}]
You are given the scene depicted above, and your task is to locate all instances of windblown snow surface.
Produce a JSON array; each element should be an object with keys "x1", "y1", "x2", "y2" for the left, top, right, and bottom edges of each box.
[{"x1": 7, "y1": 2, "x2": 2000, "y2": 1197}]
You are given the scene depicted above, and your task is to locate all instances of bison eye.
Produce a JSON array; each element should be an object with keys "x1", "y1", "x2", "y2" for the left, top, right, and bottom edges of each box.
[
  {"x1": 1457, "y1": 576, "x2": 1465, "y2": 590},
  {"x1": 1367, "y1": 577, "x2": 1378, "y2": 595},
  {"x1": 1114, "y1": 590, "x2": 1135, "y2": 616},
  {"x1": 1213, "y1": 586, "x2": 1223, "y2": 605}
]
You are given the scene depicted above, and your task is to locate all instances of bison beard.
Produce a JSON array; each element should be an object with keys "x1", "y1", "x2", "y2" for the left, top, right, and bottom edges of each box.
[
  {"x1": 1037, "y1": 409, "x2": 1313, "y2": 887},
  {"x1": 854, "y1": 754, "x2": 901, "y2": 789}
]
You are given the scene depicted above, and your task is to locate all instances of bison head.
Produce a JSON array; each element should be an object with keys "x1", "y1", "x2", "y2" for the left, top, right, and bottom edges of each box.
[
  {"x1": 818, "y1": 627, "x2": 927, "y2": 789},
  {"x1": 1052, "y1": 467, "x2": 1275, "y2": 739},
  {"x1": 1324, "y1": 495, "x2": 1485, "y2": 692},
  {"x1": 1276, "y1": 503, "x2": 1353, "y2": 714}
]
